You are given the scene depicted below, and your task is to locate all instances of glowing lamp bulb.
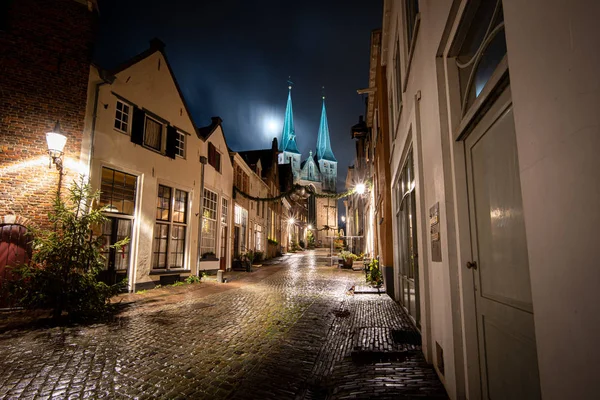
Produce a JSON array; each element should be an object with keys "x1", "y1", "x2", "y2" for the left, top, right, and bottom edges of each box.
[
  {"x1": 341, "y1": 216, "x2": 346, "y2": 222},
  {"x1": 308, "y1": 224, "x2": 313, "y2": 230},
  {"x1": 288, "y1": 217, "x2": 295, "y2": 225},
  {"x1": 46, "y1": 132, "x2": 67, "y2": 158},
  {"x1": 355, "y1": 183, "x2": 366, "y2": 195}
]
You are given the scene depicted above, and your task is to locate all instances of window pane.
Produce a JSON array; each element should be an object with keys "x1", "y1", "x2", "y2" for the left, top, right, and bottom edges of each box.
[
  {"x1": 156, "y1": 185, "x2": 171, "y2": 221},
  {"x1": 152, "y1": 223, "x2": 169, "y2": 269},
  {"x1": 176, "y1": 131, "x2": 185, "y2": 157},
  {"x1": 99, "y1": 167, "x2": 137, "y2": 215},
  {"x1": 144, "y1": 117, "x2": 162, "y2": 151},
  {"x1": 170, "y1": 225, "x2": 186, "y2": 268},
  {"x1": 456, "y1": 1, "x2": 506, "y2": 112},
  {"x1": 114, "y1": 100, "x2": 130, "y2": 133},
  {"x1": 173, "y1": 189, "x2": 188, "y2": 223}
]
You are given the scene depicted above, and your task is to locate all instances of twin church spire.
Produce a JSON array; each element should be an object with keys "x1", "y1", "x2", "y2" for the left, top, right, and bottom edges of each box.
[{"x1": 278, "y1": 82, "x2": 336, "y2": 163}]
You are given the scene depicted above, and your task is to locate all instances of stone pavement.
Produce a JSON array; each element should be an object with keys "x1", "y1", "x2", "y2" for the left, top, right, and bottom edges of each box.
[{"x1": 0, "y1": 250, "x2": 447, "y2": 399}]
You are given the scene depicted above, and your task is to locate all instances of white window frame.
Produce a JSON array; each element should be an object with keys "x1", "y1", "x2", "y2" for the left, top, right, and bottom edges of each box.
[
  {"x1": 114, "y1": 99, "x2": 130, "y2": 134},
  {"x1": 176, "y1": 131, "x2": 186, "y2": 158},
  {"x1": 152, "y1": 184, "x2": 189, "y2": 270},
  {"x1": 201, "y1": 188, "x2": 218, "y2": 256},
  {"x1": 143, "y1": 115, "x2": 165, "y2": 153}
]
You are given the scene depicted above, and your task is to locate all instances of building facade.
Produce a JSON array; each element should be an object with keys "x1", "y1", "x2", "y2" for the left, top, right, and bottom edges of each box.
[
  {"x1": 376, "y1": 1, "x2": 600, "y2": 399},
  {"x1": 83, "y1": 40, "x2": 233, "y2": 291},
  {"x1": 0, "y1": 0, "x2": 97, "y2": 226},
  {"x1": 0, "y1": 0, "x2": 98, "y2": 294},
  {"x1": 237, "y1": 139, "x2": 284, "y2": 258}
]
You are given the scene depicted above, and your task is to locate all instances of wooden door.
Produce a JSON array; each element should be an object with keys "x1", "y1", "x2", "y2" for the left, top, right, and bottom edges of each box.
[{"x1": 465, "y1": 88, "x2": 540, "y2": 399}]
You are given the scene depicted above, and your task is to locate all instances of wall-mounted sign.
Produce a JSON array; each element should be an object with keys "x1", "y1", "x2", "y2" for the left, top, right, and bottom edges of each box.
[{"x1": 430, "y1": 202, "x2": 442, "y2": 262}]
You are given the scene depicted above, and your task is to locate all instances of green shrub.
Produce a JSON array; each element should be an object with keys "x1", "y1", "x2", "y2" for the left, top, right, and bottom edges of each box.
[
  {"x1": 339, "y1": 251, "x2": 358, "y2": 262},
  {"x1": 172, "y1": 281, "x2": 185, "y2": 287},
  {"x1": 9, "y1": 178, "x2": 128, "y2": 320},
  {"x1": 185, "y1": 274, "x2": 202, "y2": 284},
  {"x1": 366, "y1": 259, "x2": 382, "y2": 285}
]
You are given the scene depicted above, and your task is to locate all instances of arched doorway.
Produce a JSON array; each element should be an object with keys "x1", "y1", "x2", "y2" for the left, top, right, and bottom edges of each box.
[{"x1": 0, "y1": 215, "x2": 33, "y2": 306}]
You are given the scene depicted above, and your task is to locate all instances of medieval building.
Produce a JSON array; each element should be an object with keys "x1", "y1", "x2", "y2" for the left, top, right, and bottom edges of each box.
[{"x1": 277, "y1": 84, "x2": 338, "y2": 246}]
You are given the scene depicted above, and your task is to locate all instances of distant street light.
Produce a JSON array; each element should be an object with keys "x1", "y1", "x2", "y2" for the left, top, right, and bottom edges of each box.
[
  {"x1": 288, "y1": 217, "x2": 295, "y2": 225},
  {"x1": 341, "y1": 216, "x2": 346, "y2": 222},
  {"x1": 308, "y1": 224, "x2": 313, "y2": 230},
  {"x1": 355, "y1": 183, "x2": 366, "y2": 195}
]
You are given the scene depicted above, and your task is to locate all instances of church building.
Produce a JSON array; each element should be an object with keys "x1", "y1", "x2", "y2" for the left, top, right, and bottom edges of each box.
[{"x1": 277, "y1": 84, "x2": 338, "y2": 246}]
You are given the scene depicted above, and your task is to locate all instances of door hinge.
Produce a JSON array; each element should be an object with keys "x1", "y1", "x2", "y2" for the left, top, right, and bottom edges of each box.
[{"x1": 466, "y1": 261, "x2": 477, "y2": 270}]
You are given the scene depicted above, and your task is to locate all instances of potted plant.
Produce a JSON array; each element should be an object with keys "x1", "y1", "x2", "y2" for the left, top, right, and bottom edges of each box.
[
  {"x1": 366, "y1": 259, "x2": 383, "y2": 286},
  {"x1": 339, "y1": 250, "x2": 358, "y2": 268},
  {"x1": 243, "y1": 250, "x2": 255, "y2": 272}
]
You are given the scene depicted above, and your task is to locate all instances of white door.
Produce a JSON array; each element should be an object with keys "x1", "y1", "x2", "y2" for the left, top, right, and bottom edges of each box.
[{"x1": 465, "y1": 87, "x2": 541, "y2": 399}]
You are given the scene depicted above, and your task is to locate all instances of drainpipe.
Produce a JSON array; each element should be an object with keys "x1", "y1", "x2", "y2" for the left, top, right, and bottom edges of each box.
[
  {"x1": 87, "y1": 70, "x2": 114, "y2": 179},
  {"x1": 196, "y1": 155, "x2": 208, "y2": 275}
]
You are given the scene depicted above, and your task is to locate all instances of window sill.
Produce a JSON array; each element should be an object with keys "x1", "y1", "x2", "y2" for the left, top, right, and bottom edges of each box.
[
  {"x1": 149, "y1": 269, "x2": 191, "y2": 275},
  {"x1": 114, "y1": 128, "x2": 130, "y2": 136}
]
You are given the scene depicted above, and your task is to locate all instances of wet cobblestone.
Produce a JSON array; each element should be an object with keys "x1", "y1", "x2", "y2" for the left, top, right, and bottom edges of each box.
[{"x1": 0, "y1": 251, "x2": 447, "y2": 399}]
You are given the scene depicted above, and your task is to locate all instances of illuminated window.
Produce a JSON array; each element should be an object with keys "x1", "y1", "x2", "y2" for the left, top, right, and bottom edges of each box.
[
  {"x1": 201, "y1": 189, "x2": 218, "y2": 256},
  {"x1": 99, "y1": 167, "x2": 137, "y2": 215},
  {"x1": 144, "y1": 116, "x2": 163, "y2": 151},
  {"x1": 153, "y1": 185, "x2": 188, "y2": 269}
]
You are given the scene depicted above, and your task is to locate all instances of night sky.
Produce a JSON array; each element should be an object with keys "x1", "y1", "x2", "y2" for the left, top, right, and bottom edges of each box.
[{"x1": 93, "y1": 0, "x2": 382, "y2": 192}]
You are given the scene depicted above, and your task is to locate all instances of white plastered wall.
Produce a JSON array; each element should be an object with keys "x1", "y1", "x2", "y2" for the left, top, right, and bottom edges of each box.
[{"x1": 87, "y1": 51, "x2": 233, "y2": 288}]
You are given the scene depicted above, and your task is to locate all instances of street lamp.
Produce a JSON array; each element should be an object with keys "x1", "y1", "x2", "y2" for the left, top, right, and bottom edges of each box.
[
  {"x1": 355, "y1": 183, "x2": 366, "y2": 195},
  {"x1": 307, "y1": 224, "x2": 313, "y2": 230},
  {"x1": 46, "y1": 121, "x2": 67, "y2": 171},
  {"x1": 288, "y1": 217, "x2": 295, "y2": 225},
  {"x1": 341, "y1": 216, "x2": 346, "y2": 223}
]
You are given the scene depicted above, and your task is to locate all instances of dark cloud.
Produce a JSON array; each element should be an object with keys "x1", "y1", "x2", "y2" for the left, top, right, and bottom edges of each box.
[{"x1": 94, "y1": 0, "x2": 382, "y2": 191}]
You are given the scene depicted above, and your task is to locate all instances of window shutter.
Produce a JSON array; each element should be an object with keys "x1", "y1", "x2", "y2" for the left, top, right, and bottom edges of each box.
[
  {"x1": 166, "y1": 125, "x2": 177, "y2": 159},
  {"x1": 131, "y1": 106, "x2": 145, "y2": 145}
]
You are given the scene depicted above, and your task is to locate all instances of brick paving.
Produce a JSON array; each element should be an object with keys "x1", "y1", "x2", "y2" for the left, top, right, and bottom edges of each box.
[{"x1": 0, "y1": 250, "x2": 447, "y2": 399}]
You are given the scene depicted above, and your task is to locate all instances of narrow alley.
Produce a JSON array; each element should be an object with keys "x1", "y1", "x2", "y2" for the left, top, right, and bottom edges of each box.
[{"x1": 0, "y1": 250, "x2": 446, "y2": 399}]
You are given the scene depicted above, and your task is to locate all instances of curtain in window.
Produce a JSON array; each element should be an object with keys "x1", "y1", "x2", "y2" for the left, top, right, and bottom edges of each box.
[{"x1": 145, "y1": 118, "x2": 162, "y2": 150}]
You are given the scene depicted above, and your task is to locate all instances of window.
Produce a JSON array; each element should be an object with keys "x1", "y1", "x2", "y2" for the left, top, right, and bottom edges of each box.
[
  {"x1": 255, "y1": 225, "x2": 263, "y2": 251},
  {"x1": 208, "y1": 142, "x2": 221, "y2": 172},
  {"x1": 221, "y1": 198, "x2": 229, "y2": 225},
  {"x1": 114, "y1": 100, "x2": 130, "y2": 133},
  {"x1": 176, "y1": 131, "x2": 185, "y2": 158},
  {"x1": 234, "y1": 204, "x2": 248, "y2": 253},
  {"x1": 394, "y1": 37, "x2": 403, "y2": 110},
  {"x1": 153, "y1": 184, "x2": 188, "y2": 269},
  {"x1": 455, "y1": 0, "x2": 507, "y2": 114},
  {"x1": 395, "y1": 148, "x2": 419, "y2": 324},
  {"x1": 201, "y1": 189, "x2": 218, "y2": 256},
  {"x1": 144, "y1": 116, "x2": 163, "y2": 151},
  {"x1": 99, "y1": 167, "x2": 137, "y2": 215},
  {"x1": 405, "y1": 0, "x2": 420, "y2": 50}
]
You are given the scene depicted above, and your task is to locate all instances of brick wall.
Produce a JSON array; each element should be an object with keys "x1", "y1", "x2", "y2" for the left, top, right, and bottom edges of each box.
[{"x1": 0, "y1": 0, "x2": 97, "y2": 228}]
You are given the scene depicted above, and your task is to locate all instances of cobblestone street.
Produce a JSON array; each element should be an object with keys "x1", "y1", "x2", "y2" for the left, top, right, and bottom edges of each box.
[{"x1": 0, "y1": 251, "x2": 447, "y2": 399}]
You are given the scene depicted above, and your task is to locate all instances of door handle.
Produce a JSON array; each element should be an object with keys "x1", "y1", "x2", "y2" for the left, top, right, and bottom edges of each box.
[{"x1": 466, "y1": 261, "x2": 477, "y2": 270}]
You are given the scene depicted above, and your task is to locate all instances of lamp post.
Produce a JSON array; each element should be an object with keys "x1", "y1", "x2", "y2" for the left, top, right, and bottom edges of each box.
[{"x1": 46, "y1": 121, "x2": 67, "y2": 195}]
